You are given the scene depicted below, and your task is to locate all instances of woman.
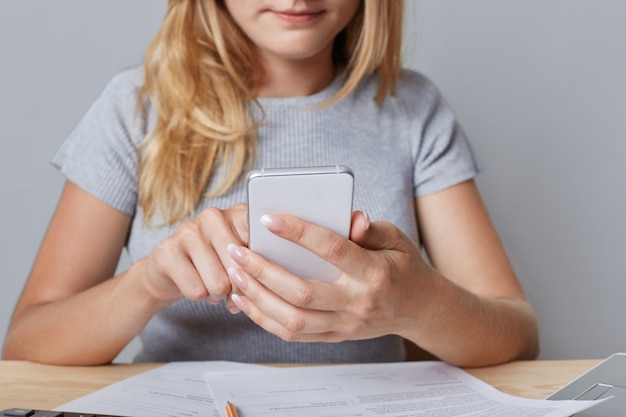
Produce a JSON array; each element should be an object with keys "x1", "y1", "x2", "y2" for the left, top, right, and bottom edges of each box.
[{"x1": 3, "y1": 0, "x2": 539, "y2": 366}]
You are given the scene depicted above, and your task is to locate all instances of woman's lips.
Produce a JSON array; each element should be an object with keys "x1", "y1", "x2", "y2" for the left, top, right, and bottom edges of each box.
[{"x1": 270, "y1": 9, "x2": 325, "y2": 24}]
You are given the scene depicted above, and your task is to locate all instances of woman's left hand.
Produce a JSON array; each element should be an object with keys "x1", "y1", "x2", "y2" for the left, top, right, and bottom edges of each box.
[{"x1": 226, "y1": 211, "x2": 432, "y2": 342}]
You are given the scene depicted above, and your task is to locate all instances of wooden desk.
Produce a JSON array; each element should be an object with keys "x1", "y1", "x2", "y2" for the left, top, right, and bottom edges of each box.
[{"x1": 0, "y1": 359, "x2": 599, "y2": 411}]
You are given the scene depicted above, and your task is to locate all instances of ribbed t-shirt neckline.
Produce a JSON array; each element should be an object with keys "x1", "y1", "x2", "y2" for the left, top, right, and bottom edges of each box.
[{"x1": 255, "y1": 71, "x2": 345, "y2": 108}]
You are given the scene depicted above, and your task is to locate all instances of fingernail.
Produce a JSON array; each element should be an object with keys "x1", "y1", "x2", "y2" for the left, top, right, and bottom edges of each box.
[
  {"x1": 228, "y1": 267, "x2": 248, "y2": 290},
  {"x1": 260, "y1": 214, "x2": 287, "y2": 233},
  {"x1": 207, "y1": 297, "x2": 223, "y2": 305},
  {"x1": 227, "y1": 243, "x2": 248, "y2": 265},
  {"x1": 231, "y1": 293, "x2": 248, "y2": 313},
  {"x1": 227, "y1": 301, "x2": 241, "y2": 315},
  {"x1": 363, "y1": 212, "x2": 371, "y2": 230}
]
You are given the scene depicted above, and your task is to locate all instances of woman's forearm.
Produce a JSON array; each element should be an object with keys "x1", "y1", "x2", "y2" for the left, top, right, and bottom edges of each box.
[
  {"x1": 2, "y1": 259, "x2": 168, "y2": 365},
  {"x1": 401, "y1": 269, "x2": 539, "y2": 368}
]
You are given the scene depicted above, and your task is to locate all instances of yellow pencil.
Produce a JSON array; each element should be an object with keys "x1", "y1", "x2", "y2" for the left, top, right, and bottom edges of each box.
[{"x1": 225, "y1": 401, "x2": 239, "y2": 417}]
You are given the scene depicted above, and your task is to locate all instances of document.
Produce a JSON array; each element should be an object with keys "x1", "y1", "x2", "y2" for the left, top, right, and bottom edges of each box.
[
  {"x1": 205, "y1": 361, "x2": 604, "y2": 417},
  {"x1": 57, "y1": 361, "x2": 264, "y2": 417}
]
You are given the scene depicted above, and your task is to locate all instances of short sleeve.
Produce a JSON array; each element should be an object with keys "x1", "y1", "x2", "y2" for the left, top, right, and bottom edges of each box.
[
  {"x1": 52, "y1": 69, "x2": 147, "y2": 216},
  {"x1": 411, "y1": 76, "x2": 483, "y2": 197}
]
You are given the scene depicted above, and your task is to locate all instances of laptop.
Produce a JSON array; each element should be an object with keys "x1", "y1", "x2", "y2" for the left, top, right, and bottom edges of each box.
[{"x1": 547, "y1": 352, "x2": 626, "y2": 416}]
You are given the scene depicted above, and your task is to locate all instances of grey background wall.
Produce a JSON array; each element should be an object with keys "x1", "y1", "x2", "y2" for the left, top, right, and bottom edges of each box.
[{"x1": 1, "y1": 1, "x2": 624, "y2": 363}]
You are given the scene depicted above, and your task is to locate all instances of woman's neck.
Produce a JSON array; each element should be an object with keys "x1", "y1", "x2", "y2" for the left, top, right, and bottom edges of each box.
[{"x1": 255, "y1": 53, "x2": 337, "y2": 98}]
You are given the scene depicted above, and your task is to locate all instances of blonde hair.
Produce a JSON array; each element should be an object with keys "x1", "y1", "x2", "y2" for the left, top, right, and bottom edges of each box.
[{"x1": 138, "y1": 0, "x2": 404, "y2": 226}]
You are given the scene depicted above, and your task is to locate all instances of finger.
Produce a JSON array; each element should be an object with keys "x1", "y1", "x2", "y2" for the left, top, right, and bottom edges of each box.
[
  {"x1": 195, "y1": 206, "x2": 247, "y2": 271},
  {"x1": 228, "y1": 203, "x2": 250, "y2": 246},
  {"x1": 227, "y1": 243, "x2": 347, "y2": 312},
  {"x1": 349, "y1": 211, "x2": 370, "y2": 242},
  {"x1": 151, "y1": 240, "x2": 209, "y2": 301},
  {"x1": 192, "y1": 206, "x2": 249, "y2": 305},
  {"x1": 350, "y1": 218, "x2": 406, "y2": 251},
  {"x1": 170, "y1": 219, "x2": 231, "y2": 304},
  {"x1": 259, "y1": 214, "x2": 369, "y2": 277},
  {"x1": 227, "y1": 245, "x2": 395, "y2": 342},
  {"x1": 228, "y1": 267, "x2": 348, "y2": 339},
  {"x1": 228, "y1": 268, "x2": 374, "y2": 342},
  {"x1": 231, "y1": 292, "x2": 344, "y2": 342},
  {"x1": 184, "y1": 234, "x2": 231, "y2": 304},
  {"x1": 220, "y1": 204, "x2": 249, "y2": 312}
]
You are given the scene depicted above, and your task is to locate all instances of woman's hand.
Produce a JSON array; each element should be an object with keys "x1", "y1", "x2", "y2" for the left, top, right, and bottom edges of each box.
[
  {"x1": 224, "y1": 179, "x2": 539, "y2": 368},
  {"x1": 3, "y1": 180, "x2": 253, "y2": 365},
  {"x1": 224, "y1": 211, "x2": 432, "y2": 342},
  {"x1": 142, "y1": 203, "x2": 250, "y2": 311}
]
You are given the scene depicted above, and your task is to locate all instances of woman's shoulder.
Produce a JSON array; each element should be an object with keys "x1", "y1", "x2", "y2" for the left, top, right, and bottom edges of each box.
[
  {"x1": 396, "y1": 68, "x2": 441, "y2": 102},
  {"x1": 63, "y1": 66, "x2": 152, "y2": 151},
  {"x1": 91, "y1": 66, "x2": 153, "y2": 138},
  {"x1": 98, "y1": 66, "x2": 146, "y2": 105},
  {"x1": 355, "y1": 68, "x2": 443, "y2": 105},
  {"x1": 107, "y1": 66, "x2": 145, "y2": 90}
]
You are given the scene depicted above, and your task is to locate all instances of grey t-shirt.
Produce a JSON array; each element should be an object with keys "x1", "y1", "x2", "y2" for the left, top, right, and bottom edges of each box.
[{"x1": 53, "y1": 67, "x2": 482, "y2": 363}]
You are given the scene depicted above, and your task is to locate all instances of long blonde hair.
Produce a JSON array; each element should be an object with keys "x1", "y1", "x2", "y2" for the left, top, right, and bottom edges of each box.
[{"x1": 139, "y1": 0, "x2": 404, "y2": 226}]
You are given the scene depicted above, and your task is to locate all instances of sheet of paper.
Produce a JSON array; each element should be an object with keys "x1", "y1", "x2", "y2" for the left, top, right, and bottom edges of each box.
[
  {"x1": 205, "y1": 361, "x2": 605, "y2": 417},
  {"x1": 57, "y1": 361, "x2": 264, "y2": 417}
]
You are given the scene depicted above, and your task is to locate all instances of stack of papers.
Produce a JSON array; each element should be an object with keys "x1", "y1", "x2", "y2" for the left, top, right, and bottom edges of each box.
[
  {"x1": 59, "y1": 361, "x2": 605, "y2": 417},
  {"x1": 59, "y1": 361, "x2": 263, "y2": 417}
]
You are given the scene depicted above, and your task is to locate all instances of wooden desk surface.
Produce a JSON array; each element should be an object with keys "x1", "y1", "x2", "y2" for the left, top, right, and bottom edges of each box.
[{"x1": 0, "y1": 359, "x2": 599, "y2": 411}]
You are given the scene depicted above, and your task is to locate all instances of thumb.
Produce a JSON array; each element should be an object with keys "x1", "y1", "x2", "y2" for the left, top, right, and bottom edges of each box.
[
  {"x1": 350, "y1": 211, "x2": 398, "y2": 250},
  {"x1": 349, "y1": 211, "x2": 370, "y2": 242}
]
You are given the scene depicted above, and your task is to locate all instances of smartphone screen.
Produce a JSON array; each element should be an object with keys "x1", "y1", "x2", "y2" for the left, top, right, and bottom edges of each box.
[{"x1": 246, "y1": 166, "x2": 354, "y2": 282}]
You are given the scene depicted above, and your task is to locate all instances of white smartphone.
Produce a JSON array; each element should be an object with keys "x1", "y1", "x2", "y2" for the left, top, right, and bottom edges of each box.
[{"x1": 246, "y1": 165, "x2": 354, "y2": 282}]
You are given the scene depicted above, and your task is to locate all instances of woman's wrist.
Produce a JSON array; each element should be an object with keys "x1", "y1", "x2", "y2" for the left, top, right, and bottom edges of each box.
[
  {"x1": 394, "y1": 263, "x2": 448, "y2": 339},
  {"x1": 398, "y1": 270, "x2": 538, "y2": 366},
  {"x1": 120, "y1": 258, "x2": 177, "y2": 317}
]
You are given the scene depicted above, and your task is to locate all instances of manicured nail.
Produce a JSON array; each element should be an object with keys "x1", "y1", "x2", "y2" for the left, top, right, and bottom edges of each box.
[
  {"x1": 227, "y1": 243, "x2": 248, "y2": 265},
  {"x1": 227, "y1": 299, "x2": 241, "y2": 315},
  {"x1": 230, "y1": 293, "x2": 248, "y2": 313},
  {"x1": 260, "y1": 214, "x2": 287, "y2": 233},
  {"x1": 363, "y1": 212, "x2": 371, "y2": 230},
  {"x1": 206, "y1": 297, "x2": 223, "y2": 306},
  {"x1": 228, "y1": 267, "x2": 248, "y2": 290}
]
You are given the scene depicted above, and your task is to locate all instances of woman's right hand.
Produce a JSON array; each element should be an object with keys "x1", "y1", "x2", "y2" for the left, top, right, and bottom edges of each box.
[
  {"x1": 142, "y1": 203, "x2": 250, "y2": 311},
  {"x1": 3, "y1": 180, "x2": 251, "y2": 364}
]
